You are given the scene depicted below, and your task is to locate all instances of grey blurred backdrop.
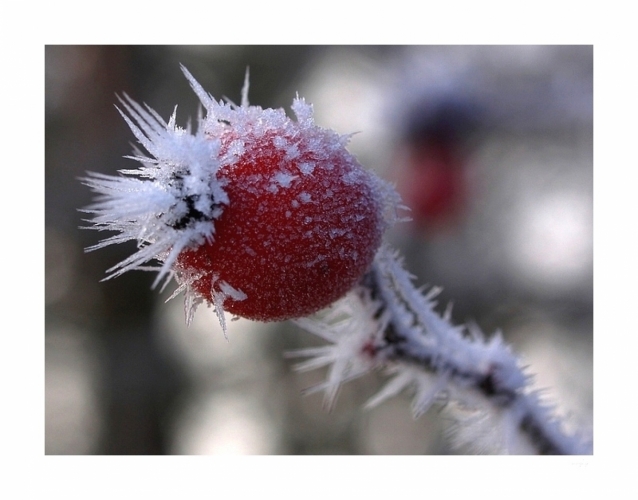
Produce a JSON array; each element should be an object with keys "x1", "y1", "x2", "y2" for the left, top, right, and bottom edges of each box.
[{"x1": 45, "y1": 45, "x2": 593, "y2": 454}]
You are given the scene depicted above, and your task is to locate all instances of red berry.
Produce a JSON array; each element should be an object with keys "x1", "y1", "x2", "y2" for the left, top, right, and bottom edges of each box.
[
  {"x1": 83, "y1": 67, "x2": 394, "y2": 326},
  {"x1": 175, "y1": 126, "x2": 385, "y2": 322}
]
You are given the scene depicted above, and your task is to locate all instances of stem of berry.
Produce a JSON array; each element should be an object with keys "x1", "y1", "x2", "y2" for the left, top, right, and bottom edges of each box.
[{"x1": 291, "y1": 246, "x2": 592, "y2": 455}]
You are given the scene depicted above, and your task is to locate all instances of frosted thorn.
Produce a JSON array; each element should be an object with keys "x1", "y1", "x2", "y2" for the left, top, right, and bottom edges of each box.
[{"x1": 241, "y1": 67, "x2": 250, "y2": 108}]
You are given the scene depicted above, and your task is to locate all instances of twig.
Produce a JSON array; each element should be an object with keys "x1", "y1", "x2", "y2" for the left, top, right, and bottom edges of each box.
[{"x1": 291, "y1": 246, "x2": 592, "y2": 454}]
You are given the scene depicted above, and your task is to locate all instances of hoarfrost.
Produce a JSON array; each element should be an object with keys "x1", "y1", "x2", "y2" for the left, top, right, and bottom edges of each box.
[
  {"x1": 284, "y1": 144, "x2": 300, "y2": 160},
  {"x1": 299, "y1": 162, "x2": 315, "y2": 175},
  {"x1": 219, "y1": 280, "x2": 248, "y2": 302},
  {"x1": 273, "y1": 136, "x2": 287, "y2": 149},
  {"x1": 298, "y1": 192, "x2": 312, "y2": 204},
  {"x1": 273, "y1": 171, "x2": 298, "y2": 188}
]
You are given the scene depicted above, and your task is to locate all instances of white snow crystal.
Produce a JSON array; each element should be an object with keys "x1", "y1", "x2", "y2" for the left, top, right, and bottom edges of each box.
[
  {"x1": 298, "y1": 192, "x2": 312, "y2": 203},
  {"x1": 298, "y1": 162, "x2": 315, "y2": 175},
  {"x1": 273, "y1": 171, "x2": 298, "y2": 188}
]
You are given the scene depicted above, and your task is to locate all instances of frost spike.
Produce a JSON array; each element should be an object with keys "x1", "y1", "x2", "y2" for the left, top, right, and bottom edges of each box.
[
  {"x1": 180, "y1": 64, "x2": 214, "y2": 109},
  {"x1": 241, "y1": 67, "x2": 250, "y2": 107}
]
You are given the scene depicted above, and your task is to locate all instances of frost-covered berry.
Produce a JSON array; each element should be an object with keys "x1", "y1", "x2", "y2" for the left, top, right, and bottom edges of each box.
[{"x1": 82, "y1": 66, "x2": 397, "y2": 326}]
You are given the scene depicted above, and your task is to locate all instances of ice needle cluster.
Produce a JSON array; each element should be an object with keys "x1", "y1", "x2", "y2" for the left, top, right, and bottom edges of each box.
[{"x1": 82, "y1": 66, "x2": 238, "y2": 289}]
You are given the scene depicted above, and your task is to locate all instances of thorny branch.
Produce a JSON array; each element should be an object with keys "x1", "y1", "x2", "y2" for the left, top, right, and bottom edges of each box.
[{"x1": 293, "y1": 247, "x2": 592, "y2": 454}]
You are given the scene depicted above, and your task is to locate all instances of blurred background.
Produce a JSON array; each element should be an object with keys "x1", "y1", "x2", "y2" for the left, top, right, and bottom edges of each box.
[{"x1": 45, "y1": 45, "x2": 593, "y2": 454}]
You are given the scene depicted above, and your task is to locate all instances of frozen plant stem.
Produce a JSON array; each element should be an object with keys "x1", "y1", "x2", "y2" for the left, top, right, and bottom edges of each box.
[{"x1": 292, "y1": 247, "x2": 592, "y2": 454}]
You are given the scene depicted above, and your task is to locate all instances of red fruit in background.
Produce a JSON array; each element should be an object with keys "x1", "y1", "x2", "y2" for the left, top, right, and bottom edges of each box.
[
  {"x1": 399, "y1": 140, "x2": 468, "y2": 231},
  {"x1": 395, "y1": 96, "x2": 478, "y2": 233}
]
